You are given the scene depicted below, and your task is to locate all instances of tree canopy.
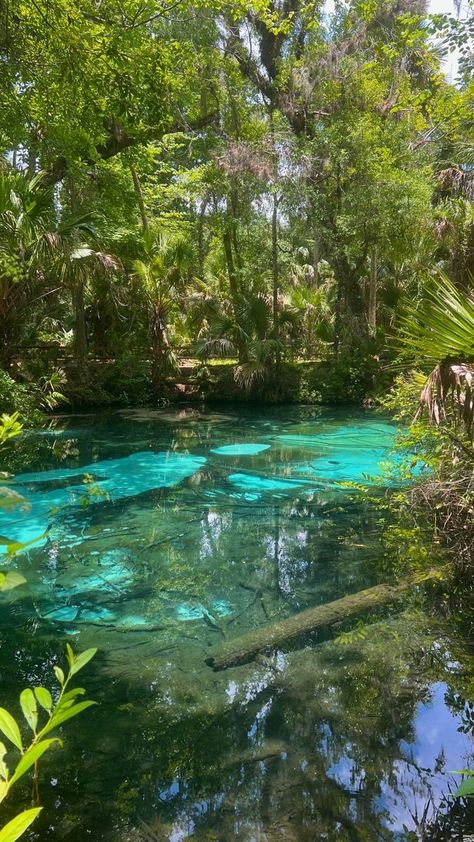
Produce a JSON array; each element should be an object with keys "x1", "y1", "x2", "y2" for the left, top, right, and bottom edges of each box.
[{"x1": 0, "y1": 0, "x2": 472, "y2": 403}]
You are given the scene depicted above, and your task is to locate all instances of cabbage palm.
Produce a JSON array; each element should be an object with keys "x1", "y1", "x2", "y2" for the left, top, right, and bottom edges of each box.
[
  {"x1": 0, "y1": 170, "x2": 54, "y2": 366},
  {"x1": 400, "y1": 273, "x2": 474, "y2": 435},
  {"x1": 56, "y1": 245, "x2": 120, "y2": 367},
  {"x1": 0, "y1": 168, "x2": 111, "y2": 368},
  {"x1": 133, "y1": 229, "x2": 195, "y2": 391}
]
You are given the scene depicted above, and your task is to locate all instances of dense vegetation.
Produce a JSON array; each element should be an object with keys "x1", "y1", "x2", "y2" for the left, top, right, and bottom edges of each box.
[{"x1": 0, "y1": 0, "x2": 472, "y2": 410}]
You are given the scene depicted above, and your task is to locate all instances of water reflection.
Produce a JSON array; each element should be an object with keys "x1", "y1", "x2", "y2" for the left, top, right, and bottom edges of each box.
[{"x1": 0, "y1": 406, "x2": 472, "y2": 840}]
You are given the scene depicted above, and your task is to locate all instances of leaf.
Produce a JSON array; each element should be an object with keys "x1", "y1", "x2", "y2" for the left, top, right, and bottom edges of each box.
[
  {"x1": 9, "y1": 739, "x2": 61, "y2": 787},
  {"x1": 6, "y1": 532, "x2": 47, "y2": 557},
  {"x1": 0, "y1": 808, "x2": 42, "y2": 842},
  {"x1": 455, "y1": 777, "x2": 474, "y2": 798},
  {"x1": 61, "y1": 688, "x2": 85, "y2": 704},
  {"x1": 66, "y1": 643, "x2": 74, "y2": 670},
  {"x1": 19, "y1": 690, "x2": 37, "y2": 732},
  {"x1": 0, "y1": 781, "x2": 8, "y2": 803},
  {"x1": 0, "y1": 742, "x2": 8, "y2": 781},
  {"x1": 0, "y1": 572, "x2": 26, "y2": 592},
  {"x1": 0, "y1": 710, "x2": 22, "y2": 751},
  {"x1": 53, "y1": 666, "x2": 64, "y2": 686},
  {"x1": 42, "y1": 701, "x2": 97, "y2": 736},
  {"x1": 69, "y1": 648, "x2": 97, "y2": 676},
  {"x1": 34, "y1": 687, "x2": 52, "y2": 712}
]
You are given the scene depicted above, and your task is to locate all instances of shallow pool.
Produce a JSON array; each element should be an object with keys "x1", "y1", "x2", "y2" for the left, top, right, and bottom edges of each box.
[{"x1": 1, "y1": 405, "x2": 473, "y2": 840}]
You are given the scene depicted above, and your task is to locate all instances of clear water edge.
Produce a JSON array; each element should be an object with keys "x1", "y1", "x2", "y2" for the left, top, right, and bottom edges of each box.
[{"x1": 0, "y1": 405, "x2": 473, "y2": 840}]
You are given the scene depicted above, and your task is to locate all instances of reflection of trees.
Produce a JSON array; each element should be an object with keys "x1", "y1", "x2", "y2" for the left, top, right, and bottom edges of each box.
[
  {"x1": 3, "y1": 410, "x2": 473, "y2": 840},
  {"x1": 2, "y1": 606, "x2": 473, "y2": 840},
  {"x1": 117, "y1": 620, "x2": 472, "y2": 842}
]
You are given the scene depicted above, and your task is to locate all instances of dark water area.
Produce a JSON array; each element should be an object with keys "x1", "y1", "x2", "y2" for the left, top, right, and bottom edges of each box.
[{"x1": 1, "y1": 405, "x2": 473, "y2": 841}]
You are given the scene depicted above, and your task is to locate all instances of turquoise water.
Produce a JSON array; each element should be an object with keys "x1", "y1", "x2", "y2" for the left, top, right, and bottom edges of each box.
[{"x1": 0, "y1": 405, "x2": 473, "y2": 840}]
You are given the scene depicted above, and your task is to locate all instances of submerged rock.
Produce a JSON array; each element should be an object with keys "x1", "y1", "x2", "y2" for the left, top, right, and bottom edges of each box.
[
  {"x1": 44, "y1": 605, "x2": 80, "y2": 622},
  {"x1": 211, "y1": 443, "x2": 271, "y2": 456},
  {"x1": 0, "y1": 451, "x2": 207, "y2": 553},
  {"x1": 175, "y1": 599, "x2": 232, "y2": 621},
  {"x1": 227, "y1": 473, "x2": 311, "y2": 494}
]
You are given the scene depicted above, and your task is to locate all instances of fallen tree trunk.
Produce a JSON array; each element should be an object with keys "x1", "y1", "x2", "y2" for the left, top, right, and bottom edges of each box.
[{"x1": 206, "y1": 569, "x2": 442, "y2": 671}]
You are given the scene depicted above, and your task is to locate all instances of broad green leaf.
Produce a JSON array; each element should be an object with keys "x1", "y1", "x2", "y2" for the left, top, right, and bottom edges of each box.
[
  {"x1": 66, "y1": 643, "x2": 74, "y2": 670},
  {"x1": 0, "y1": 572, "x2": 26, "y2": 592},
  {"x1": 455, "y1": 777, "x2": 474, "y2": 798},
  {"x1": 0, "y1": 781, "x2": 8, "y2": 803},
  {"x1": 0, "y1": 807, "x2": 42, "y2": 842},
  {"x1": 69, "y1": 647, "x2": 97, "y2": 676},
  {"x1": 57, "y1": 700, "x2": 75, "y2": 712},
  {"x1": 0, "y1": 710, "x2": 22, "y2": 751},
  {"x1": 53, "y1": 666, "x2": 64, "y2": 685},
  {"x1": 61, "y1": 688, "x2": 85, "y2": 704},
  {"x1": 34, "y1": 687, "x2": 52, "y2": 712},
  {"x1": 42, "y1": 701, "x2": 97, "y2": 735},
  {"x1": 9, "y1": 739, "x2": 61, "y2": 787},
  {"x1": 19, "y1": 690, "x2": 37, "y2": 732},
  {"x1": 0, "y1": 742, "x2": 8, "y2": 781}
]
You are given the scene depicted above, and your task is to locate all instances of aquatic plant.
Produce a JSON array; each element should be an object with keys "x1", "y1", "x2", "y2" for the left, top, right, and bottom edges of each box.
[{"x1": 0, "y1": 645, "x2": 97, "y2": 841}]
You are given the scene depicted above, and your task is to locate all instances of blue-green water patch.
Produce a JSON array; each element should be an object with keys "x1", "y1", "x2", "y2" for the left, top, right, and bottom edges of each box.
[
  {"x1": 0, "y1": 451, "x2": 206, "y2": 553},
  {"x1": 211, "y1": 443, "x2": 271, "y2": 456},
  {"x1": 228, "y1": 472, "x2": 312, "y2": 494},
  {"x1": 0, "y1": 406, "x2": 469, "y2": 842},
  {"x1": 276, "y1": 422, "x2": 399, "y2": 451}
]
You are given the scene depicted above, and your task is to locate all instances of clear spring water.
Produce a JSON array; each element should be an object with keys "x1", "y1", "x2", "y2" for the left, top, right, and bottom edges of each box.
[{"x1": 1, "y1": 405, "x2": 473, "y2": 840}]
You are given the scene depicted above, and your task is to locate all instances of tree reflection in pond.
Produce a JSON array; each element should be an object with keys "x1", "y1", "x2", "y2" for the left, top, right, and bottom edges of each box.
[{"x1": 0, "y1": 406, "x2": 473, "y2": 840}]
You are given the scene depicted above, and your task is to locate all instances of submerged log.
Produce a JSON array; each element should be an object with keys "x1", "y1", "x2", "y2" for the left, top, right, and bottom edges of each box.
[{"x1": 206, "y1": 569, "x2": 443, "y2": 671}]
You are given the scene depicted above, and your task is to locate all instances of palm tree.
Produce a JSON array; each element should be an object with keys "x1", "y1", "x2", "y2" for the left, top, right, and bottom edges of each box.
[
  {"x1": 0, "y1": 169, "x2": 53, "y2": 367},
  {"x1": 133, "y1": 229, "x2": 195, "y2": 392},
  {"x1": 400, "y1": 273, "x2": 474, "y2": 436},
  {"x1": 55, "y1": 244, "x2": 120, "y2": 367},
  {"x1": 0, "y1": 167, "x2": 118, "y2": 369}
]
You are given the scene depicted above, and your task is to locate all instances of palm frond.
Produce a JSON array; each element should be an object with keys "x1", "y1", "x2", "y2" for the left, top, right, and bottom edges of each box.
[
  {"x1": 194, "y1": 336, "x2": 235, "y2": 359},
  {"x1": 415, "y1": 362, "x2": 474, "y2": 436},
  {"x1": 399, "y1": 273, "x2": 474, "y2": 364},
  {"x1": 234, "y1": 360, "x2": 269, "y2": 392}
]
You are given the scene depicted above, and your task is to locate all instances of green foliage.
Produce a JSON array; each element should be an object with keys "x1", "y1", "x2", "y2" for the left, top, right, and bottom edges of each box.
[
  {"x1": 0, "y1": 373, "x2": 39, "y2": 425},
  {"x1": 0, "y1": 646, "x2": 97, "y2": 839},
  {"x1": 0, "y1": 0, "x2": 471, "y2": 407},
  {"x1": 453, "y1": 770, "x2": 474, "y2": 799},
  {"x1": 0, "y1": 809, "x2": 42, "y2": 842},
  {"x1": 0, "y1": 416, "x2": 22, "y2": 453},
  {"x1": 400, "y1": 274, "x2": 474, "y2": 364}
]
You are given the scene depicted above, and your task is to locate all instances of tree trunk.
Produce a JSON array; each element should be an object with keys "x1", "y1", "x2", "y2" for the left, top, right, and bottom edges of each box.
[
  {"x1": 223, "y1": 226, "x2": 246, "y2": 363},
  {"x1": 333, "y1": 253, "x2": 368, "y2": 355},
  {"x1": 312, "y1": 223, "x2": 320, "y2": 288},
  {"x1": 197, "y1": 197, "x2": 208, "y2": 278},
  {"x1": 206, "y1": 568, "x2": 443, "y2": 670},
  {"x1": 272, "y1": 190, "x2": 279, "y2": 355},
  {"x1": 72, "y1": 281, "x2": 88, "y2": 368},
  {"x1": 229, "y1": 187, "x2": 242, "y2": 273},
  {"x1": 368, "y1": 245, "x2": 377, "y2": 333},
  {"x1": 150, "y1": 300, "x2": 169, "y2": 393},
  {"x1": 0, "y1": 283, "x2": 18, "y2": 370},
  {"x1": 130, "y1": 165, "x2": 149, "y2": 232}
]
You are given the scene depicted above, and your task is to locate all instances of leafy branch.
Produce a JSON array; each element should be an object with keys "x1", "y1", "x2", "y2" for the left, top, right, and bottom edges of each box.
[{"x1": 0, "y1": 646, "x2": 97, "y2": 841}]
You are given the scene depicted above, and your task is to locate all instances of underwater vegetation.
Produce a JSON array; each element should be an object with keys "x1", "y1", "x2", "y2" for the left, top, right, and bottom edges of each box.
[{"x1": 1, "y1": 407, "x2": 470, "y2": 841}]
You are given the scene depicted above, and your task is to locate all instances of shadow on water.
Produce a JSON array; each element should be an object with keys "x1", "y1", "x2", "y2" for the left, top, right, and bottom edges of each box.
[{"x1": 1, "y1": 405, "x2": 473, "y2": 840}]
